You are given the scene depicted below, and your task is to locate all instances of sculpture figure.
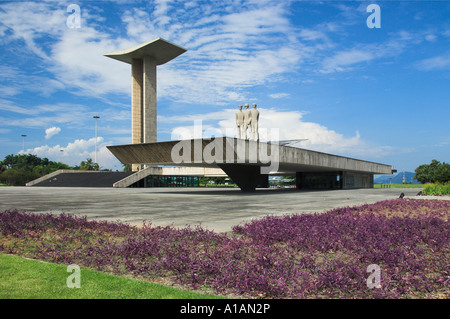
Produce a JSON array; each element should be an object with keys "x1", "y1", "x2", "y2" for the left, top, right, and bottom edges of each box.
[
  {"x1": 250, "y1": 103, "x2": 259, "y2": 141},
  {"x1": 243, "y1": 103, "x2": 252, "y2": 140},
  {"x1": 235, "y1": 105, "x2": 245, "y2": 139}
]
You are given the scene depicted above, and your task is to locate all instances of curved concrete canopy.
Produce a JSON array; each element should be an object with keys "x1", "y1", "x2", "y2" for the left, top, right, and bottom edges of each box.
[
  {"x1": 103, "y1": 37, "x2": 187, "y2": 65},
  {"x1": 107, "y1": 138, "x2": 394, "y2": 191},
  {"x1": 107, "y1": 138, "x2": 394, "y2": 175}
]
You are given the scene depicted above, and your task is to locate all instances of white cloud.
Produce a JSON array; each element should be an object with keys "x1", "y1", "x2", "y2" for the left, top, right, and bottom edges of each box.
[
  {"x1": 0, "y1": 1, "x2": 66, "y2": 59},
  {"x1": 22, "y1": 137, "x2": 100, "y2": 164},
  {"x1": 269, "y1": 93, "x2": 290, "y2": 99},
  {"x1": 95, "y1": 144, "x2": 123, "y2": 170},
  {"x1": 0, "y1": 1, "x2": 133, "y2": 98},
  {"x1": 319, "y1": 30, "x2": 426, "y2": 74},
  {"x1": 321, "y1": 49, "x2": 374, "y2": 73},
  {"x1": 0, "y1": 1, "x2": 446, "y2": 106},
  {"x1": 0, "y1": 1, "x2": 304, "y2": 104},
  {"x1": 0, "y1": 65, "x2": 64, "y2": 97},
  {"x1": 416, "y1": 54, "x2": 450, "y2": 71},
  {"x1": 49, "y1": 27, "x2": 133, "y2": 97},
  {"x1": 123, "y1": 2, "x2": 303, "y2": 104},
  {"x1": 425, "y1": 34, "x2": 437, "y2": 42},
  {"x1": 0, "y1": 98, "x2": 38, "y2": 115},
  {"x1": 45, "y1": 126, "x2": 61, "y2": 140},
  {"x1": 0, "y1": 102, "x2": 92, "y2": 129},
  {"x1": 21, "y1": 136, "x2": 121, "y2": 169},
  {"x1": 298, "y1": 29, "x2": 327, "y2": 41}
]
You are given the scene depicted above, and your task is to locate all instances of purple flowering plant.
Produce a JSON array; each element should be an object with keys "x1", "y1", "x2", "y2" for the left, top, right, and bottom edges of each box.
[{"x1": 0, "y1": 198, "x2": 448, "y2": 298}]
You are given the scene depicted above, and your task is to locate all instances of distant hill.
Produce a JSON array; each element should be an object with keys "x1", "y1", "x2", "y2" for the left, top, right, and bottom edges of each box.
[{"x1": 374, "y1": 171, "x2": 420, "y2": 184}]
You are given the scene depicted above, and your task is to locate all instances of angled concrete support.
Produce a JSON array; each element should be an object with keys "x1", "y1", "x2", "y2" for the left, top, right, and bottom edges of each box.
[
  {"x1": 295, "y1": 172, "x2": 303, "y2": 189},
  {"x1": 218, "y1": 164, "x2": 268, "y2": 192}
]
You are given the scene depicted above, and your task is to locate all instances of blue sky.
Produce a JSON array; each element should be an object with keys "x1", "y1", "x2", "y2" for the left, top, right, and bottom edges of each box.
[{"x1": 0, "y1": 0, "x2": 449, "y2": 172}]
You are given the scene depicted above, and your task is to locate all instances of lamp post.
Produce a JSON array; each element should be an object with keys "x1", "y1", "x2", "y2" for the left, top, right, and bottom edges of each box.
[
  {"x1": 93, "y1": 116, "x2": 100, "y2": 167},
  {"x1": 21, "y1": 134, "x2": 27, "y2": 153}
]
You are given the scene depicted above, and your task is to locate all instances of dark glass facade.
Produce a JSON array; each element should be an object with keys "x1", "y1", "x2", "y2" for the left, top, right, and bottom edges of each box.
[
  {"x1": 144, "y1": 175, "x2": 200, "y2": 187},
  {"x1": 296, "y1": 172, "x2": 342, "y2": 189}
]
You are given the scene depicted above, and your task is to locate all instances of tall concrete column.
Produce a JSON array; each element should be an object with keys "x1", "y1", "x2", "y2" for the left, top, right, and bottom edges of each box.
[
  {"x1": 131, "y1": 56, "x2": 157, "y2": 145},
  {"x1": 131, "y1": 59, "x2": 144, "y2": 172},
  {"x1": 131, "y1": 58, "x2": 143, "y2": 144},
  {"x1": 104, "y1": 38, "x2": 187, "y2": 171},
  {"x1": 143, "y1": 55, "x2": 157, "y2": 143}
]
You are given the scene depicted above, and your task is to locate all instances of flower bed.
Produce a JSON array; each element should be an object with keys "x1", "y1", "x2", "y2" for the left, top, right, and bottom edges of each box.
[{"x1": 0, "y1": 198, "x2": 448, "y2": 298}]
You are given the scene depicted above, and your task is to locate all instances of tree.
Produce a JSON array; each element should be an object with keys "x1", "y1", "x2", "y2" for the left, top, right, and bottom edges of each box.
[
  {"x1": 414, "y1": 160, "x2": 450, "y2": 184},
  {"x1": 0, "y1": 168, "x2": 33, "y2": 186},
  {"x1": 435, "y1": 163, "x2": 450, "y2": 184},
  {"x1": 122, "y1": 164, "x2": 132, "y2": 172},
  {"x1": 415, "y1": 164, "x2": 433, "y2": 184},
  {"x1": 0, "y1": 154, "x2": 71, "y2": 186},
  {"x1": 79, "y1": 158, "x2": 99, "y2": 171}
]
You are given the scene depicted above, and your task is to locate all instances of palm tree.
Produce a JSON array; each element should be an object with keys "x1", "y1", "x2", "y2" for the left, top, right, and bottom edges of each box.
[{"x1": 80, "y1": 158, "x2": 99, "y2": 171}]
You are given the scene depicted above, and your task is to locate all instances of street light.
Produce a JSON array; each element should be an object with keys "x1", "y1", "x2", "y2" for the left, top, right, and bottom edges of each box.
[
  {"x1": 93, "y1": 116, "x2": 100, "y2": 167},
  {"x1": 21, "y1": 134, "x2": 27, "y2": 152}
]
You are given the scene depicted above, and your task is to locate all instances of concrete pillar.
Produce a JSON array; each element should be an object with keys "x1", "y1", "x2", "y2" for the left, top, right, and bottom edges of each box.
[
  {"x1": 131, "y1": 56, "x2": 157, "y2": 171},
  {"x1": 131, "y1": 59, "x2": 143, "y2": 172},
  {"x1": 143, "y1": 55, "x2": 157, "y2": 143},
  {"x1": 131, "y1": 59, "x2": 143, "y2": 144}
]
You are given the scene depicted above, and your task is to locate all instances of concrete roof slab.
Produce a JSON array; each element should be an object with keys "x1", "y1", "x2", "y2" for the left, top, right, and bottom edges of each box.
[
  {"x1": 107, "y1": 138, "x2": 394, "y2": 175},
  {"x1": 103, "y1": 37, "x2": 187, "y2": 65}
]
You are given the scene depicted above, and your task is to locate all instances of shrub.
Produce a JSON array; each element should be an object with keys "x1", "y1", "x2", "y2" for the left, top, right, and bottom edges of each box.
[{"x1": 422, "y1": 183, "x2": 450, "y2": 196}]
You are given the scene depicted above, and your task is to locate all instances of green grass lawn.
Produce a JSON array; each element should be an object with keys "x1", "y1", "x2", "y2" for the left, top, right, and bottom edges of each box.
[
  {"x1": 0, "y1": 253, "x2": 222, "y2": 299},
  {"x1": 374, "y1": 184, "x2": 424, "y2": 188}
]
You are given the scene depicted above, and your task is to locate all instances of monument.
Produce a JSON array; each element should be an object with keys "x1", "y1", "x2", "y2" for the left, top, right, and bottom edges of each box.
[
  {"x1": 243, "y1": 103, "x2": 251, "y2": 140},
  {"x1": 28, "y1": 37, "x2": 395, "y2": 191},
  {"x1": 105, "y1": 38, "x2": 395, "y2": 192},
  {"x1": 236, "y1": 103, "x2": 259, "y2": 141},
  {"x1": 250, "y1": 103, "x2": 259, "y2": 141},
  {"x1": 235, "y1": 105, "x2": 244, "y2": 139},
  {"x1": 104, "y1": 38, "x2": 187, "y2": 170}
]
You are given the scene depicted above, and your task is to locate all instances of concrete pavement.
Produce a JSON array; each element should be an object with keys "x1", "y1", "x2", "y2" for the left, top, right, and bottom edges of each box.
[{"x1": 0, "y1": 186, "x2": 428, "y2": 233}]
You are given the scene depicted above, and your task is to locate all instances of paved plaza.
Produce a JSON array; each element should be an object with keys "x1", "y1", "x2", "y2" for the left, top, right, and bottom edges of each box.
[{"x1": 0, "y1": 187, "x2": 429, "y2": 232}]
